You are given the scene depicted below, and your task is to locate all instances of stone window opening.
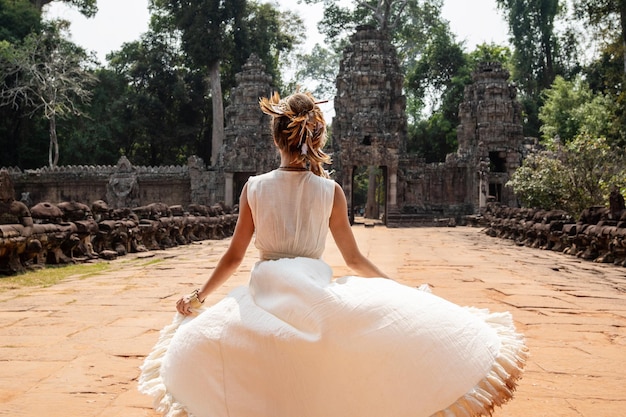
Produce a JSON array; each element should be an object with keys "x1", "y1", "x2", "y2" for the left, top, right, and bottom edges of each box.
[
  {"x1": 489, "y1": 151, "x2": 507, "y2": 173},
  {"x1": 362, "y1": 135, "x2": 372, "y2": 146}
]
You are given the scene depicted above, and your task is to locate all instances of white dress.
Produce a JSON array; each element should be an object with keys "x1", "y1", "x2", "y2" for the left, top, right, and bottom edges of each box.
[{"x1": 139, "y1": 170, "x2": 527, "y2": 417}]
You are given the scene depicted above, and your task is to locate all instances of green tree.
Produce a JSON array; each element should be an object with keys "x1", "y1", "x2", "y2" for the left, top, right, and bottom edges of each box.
[
  {"x1": 539, "y1": 75, "x2": 613, "y2": 142},
  {"x1": 406, "y1": 24, "x2": 465, "y2": 114},
  {"x1": 57, "y1": 68, "x2": 130, "y2": 165},
  {"x1": 0, "y1": 20, "x2": 96, "y2": 167},
  {"x1": 292, "y1": 44, "x2": 340, "y2": 99},
  {"x1": 506, "y1": 150, "x2": 568, "y2": 210},
  {"x1": 105, "y1": 31, "x2": 211, "y2": 166},
  {"x1": 303, "y1": 0, "x2": 444, "y2": 61},
  {"x1": 0, "y1": 0, "x2": 41, "y2": 43},
  {"x1": 150, "y1": 0, "x2": 301, "y2": 166},
  {"x1": 508, "y1": 134, "x2": 625, "y2": 216},
  {"x1": 575, "y1": 1, "x2": 626, "y2": 146},
  {"x1": 407, "y1": 42, "x2": 512, "y2": 162},
  {"x1": 151, "y1": 0, "x2": 247, "y2": 165},
  {"x1": 574, "y1": 0, "x2": 626, "y2": 74},
  {"x1": 31, "y1": 0, "x2": 97, "y2": 17},
  {"x1": 495, "y1": 0, "x2": 578, "y2": 137},
  {"x1": 233, "y1": 2, "x2": 304, "y2": 91},
  {"x1": 0, "y1": 0, "x2": 44, "y2": 168},
  {"x1": 304, "y1": 0, "x2": 422, "y2": 41}
]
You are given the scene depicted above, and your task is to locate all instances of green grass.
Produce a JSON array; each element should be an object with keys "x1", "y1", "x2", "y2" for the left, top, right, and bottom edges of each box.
[
  {"x1": 0, "y1": 262, "x2": 111, "y2": 292},
  {"x1": 139, "y1": 258, "x2": 165, "y2": 267}
]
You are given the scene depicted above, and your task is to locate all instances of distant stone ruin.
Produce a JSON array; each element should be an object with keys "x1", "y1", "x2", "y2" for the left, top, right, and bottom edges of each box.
[
  {"x1": 218, "y1": 54, "x2": 277, "y2": 205},
  {"x1": 3, "y1": 28, "x2": 526, "y2": 236},
  {"x1": 332, "y1": 26, "x2": 524, "y2": 226},
  {"x1": 332, "y1": 26, "x2": 406, "y2": 223},
  {"x1": 456, "y1": 61, "x2": 525, "y2": 209}
]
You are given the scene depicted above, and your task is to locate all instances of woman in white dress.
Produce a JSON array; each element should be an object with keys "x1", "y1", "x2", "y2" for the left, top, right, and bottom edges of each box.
[{"x1": 139, "y1": 92, "x2": 527, "y2": 417}]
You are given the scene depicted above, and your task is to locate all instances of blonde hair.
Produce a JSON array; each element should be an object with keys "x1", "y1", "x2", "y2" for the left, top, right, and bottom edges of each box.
[{"x1": 259, "y1": 91, "x2": 331, "y2": 177}]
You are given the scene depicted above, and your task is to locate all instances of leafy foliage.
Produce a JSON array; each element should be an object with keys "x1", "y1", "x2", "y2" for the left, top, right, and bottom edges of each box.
[
  {"x1": 495, "y1": 0, "x2": 579, "y2": 137},
  {"x1": 30, "y1": 0, "x2": 97, "y2": 18},
  {"x1": 539, "y1": 75, "x2": 614, "y2": 142},
  {"x1": 506, "y1": 150, "x2": 568, "y2": 210},
  {"x1": 508, "y1": 135, "x2": 625, "y2": 216},
  {"x1": 0, "y1": 19, "x2": 97, "y2": 167},
  {"x1": 407, "y1": 42, "x2": 512, "y2": 162},
  {"x1": 0, "y1": 0, "x2": 41, "y2": 43},
  {"x1": 292, "y1": 44, "x2": 340, "y2": 99}
]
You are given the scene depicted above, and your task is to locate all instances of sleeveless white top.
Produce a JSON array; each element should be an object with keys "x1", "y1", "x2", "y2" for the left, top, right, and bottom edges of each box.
[{"x1": 246, "y1": 170, "x2": 335, "y2": 260}]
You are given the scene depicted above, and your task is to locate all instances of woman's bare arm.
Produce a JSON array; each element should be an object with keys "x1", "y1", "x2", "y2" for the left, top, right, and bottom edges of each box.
[
  {"x1": 329, "y1": 183, "x2": 390, "y2": 279},
  {"x1": 177, "y1": 184, "x2": 255, "y2": 314}
]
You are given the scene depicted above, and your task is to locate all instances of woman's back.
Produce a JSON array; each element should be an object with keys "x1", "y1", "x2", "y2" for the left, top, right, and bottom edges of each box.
[{"x1": 247, "y1": 170, "x2": 335, "y2": 261}]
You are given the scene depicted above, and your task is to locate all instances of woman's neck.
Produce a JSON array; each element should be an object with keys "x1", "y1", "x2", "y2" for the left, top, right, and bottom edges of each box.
[{"x1": 278, "y1": 151, "x2": 306, "y2": 170}]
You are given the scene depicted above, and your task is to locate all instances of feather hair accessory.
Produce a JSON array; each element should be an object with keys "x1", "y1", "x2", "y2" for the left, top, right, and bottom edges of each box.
[
  {"x1": 259, "y1": 91, "x2": 331, "y2": 177},
  {"x1": 259, "y1": 92, "x2": 293, "y2": 119}
]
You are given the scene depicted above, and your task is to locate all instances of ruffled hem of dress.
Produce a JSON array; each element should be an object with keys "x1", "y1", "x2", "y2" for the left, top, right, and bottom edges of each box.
[
  {"x1": 430, "y1": 307, "x2": 529, "y2": 417},
  {"x1": 137, "y1": 289, "x2": 527, "y2": 417},
  {"x1": 138, "y1": 309, "x2": 205, "y2": 417}
]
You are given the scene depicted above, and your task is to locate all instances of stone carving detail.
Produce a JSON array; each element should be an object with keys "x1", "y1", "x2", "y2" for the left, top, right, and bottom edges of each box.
[
  {"x1": 0, "y1": 171, "x2": 32, "y2": 231},
  {"x1": 0, "y1": 194, "x2": 238, "y2": 275},
  {"x1": 478, "y1": 201, "x2": 626, "y2": 267},
  {"x1": 106, "y1": 156, "x2": 140, "y2": 209}
]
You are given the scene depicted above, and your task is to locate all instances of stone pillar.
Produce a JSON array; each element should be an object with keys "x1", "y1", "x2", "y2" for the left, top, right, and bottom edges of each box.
[{"x1": 224, "y1": 172, "x2": 234, "y2": 207}]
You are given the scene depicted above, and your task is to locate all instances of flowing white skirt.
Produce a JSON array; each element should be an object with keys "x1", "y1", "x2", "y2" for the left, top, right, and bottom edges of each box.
[{"x1": 139, "y1": 257, "x2": 527, "y2": 417}]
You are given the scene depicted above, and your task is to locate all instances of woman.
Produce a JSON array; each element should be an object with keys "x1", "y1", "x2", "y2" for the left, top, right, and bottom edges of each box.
[{"x1": 139, "y1": 92, "x2": 527, "y2": 417}]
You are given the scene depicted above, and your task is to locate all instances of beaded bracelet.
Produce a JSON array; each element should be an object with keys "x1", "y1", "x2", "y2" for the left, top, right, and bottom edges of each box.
[{"x1": 188, "y1": 289, "x2": 204, "y2": 308}]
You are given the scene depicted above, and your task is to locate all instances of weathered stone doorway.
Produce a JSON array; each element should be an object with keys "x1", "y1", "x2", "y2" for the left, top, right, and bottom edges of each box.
[
  {"x1": 350, "y1": 165, "x2": 388, "y2": 225},
  {"x1": 224, "y1": 171, "x2": 255, "y2": 206}
]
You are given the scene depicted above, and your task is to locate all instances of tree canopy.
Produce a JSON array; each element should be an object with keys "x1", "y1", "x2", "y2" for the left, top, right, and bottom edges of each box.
[{"x1": 0, "y1": 19, "x2": 96, "y2": 167}]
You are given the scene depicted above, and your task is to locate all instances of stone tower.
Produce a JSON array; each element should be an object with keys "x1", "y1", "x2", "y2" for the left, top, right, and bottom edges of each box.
[
  {"x1": 456, "y1": 62, "x2": 524, "y2": 209},
  {"x1": 218, "y1": 54, "x2": 277, "y2": 206},
  {"x1": 332, "y1": 26, "x2": 407, "y2": 222}
]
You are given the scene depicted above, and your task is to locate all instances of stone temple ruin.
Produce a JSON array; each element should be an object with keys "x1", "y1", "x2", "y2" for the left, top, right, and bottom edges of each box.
[
  {"x1": 0, "y1": 27, "x2": 524, "y2": 269},
  {"x1": 3, "y1": 30, "x2": 525, "y2": 226},
  {"x1": 4, "y1": 26, "x2": 626, "y2": 273},
  {"x1": 332, "y1": 26, "x2": 524, "y2": 226}
]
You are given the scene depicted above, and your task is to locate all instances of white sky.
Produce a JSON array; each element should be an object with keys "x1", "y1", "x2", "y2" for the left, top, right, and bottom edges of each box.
[{"x1": 45, "y1": 0, "x2": 509, "y2": 64}]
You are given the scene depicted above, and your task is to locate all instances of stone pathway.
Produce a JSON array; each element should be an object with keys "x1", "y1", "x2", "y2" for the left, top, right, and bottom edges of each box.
[{"x1": 0, "y1": 226, "x2": 624, "y2": 416}]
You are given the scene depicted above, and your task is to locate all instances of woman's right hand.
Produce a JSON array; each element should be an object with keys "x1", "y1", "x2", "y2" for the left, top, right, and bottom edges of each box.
[{"x1": 176, "y1": 290, "x2": 203, "y2": 316}]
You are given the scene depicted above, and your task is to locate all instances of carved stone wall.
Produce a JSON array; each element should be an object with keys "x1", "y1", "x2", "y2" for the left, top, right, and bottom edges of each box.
[
  {"x1": 9, "y1": 159, "x2": 193, "y2": 208},
  {"x1": 332, "y1": 26, "x2": 407, "y2": 220}
]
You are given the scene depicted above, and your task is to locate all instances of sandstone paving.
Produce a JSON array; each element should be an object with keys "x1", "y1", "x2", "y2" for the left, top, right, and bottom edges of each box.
[{"x1": 1, "y1": 226, "x2": 625, "y2": 416}]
